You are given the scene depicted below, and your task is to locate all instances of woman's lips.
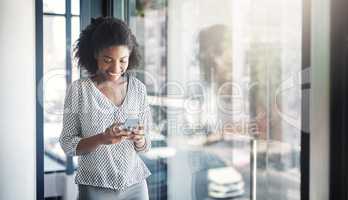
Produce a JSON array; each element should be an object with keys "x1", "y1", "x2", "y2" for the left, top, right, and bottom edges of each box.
[{"x1": 107, "y1": 71, "x2": 122, "y2": 76}]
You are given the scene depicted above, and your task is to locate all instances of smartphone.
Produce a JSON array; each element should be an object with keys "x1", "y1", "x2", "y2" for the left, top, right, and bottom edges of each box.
[{"x1": 121, "y1": 118, "x2": 139, "y2": 131}]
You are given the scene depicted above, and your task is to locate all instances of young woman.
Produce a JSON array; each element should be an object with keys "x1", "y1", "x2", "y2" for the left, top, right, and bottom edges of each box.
[{"x1": 59, "y1": 16, "x2": 152, "y2": 200}]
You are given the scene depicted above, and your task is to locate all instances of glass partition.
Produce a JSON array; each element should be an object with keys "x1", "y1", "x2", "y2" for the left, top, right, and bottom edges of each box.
[
  {"x1": 130, "y1": 0, "x2": 302, "y2": 199},
  {"x1": 41, "y1": 0, "x2": 303, "y2": 199}
]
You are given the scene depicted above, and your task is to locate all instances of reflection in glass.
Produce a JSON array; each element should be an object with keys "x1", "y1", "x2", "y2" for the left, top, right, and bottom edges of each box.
[
  {"x1": 132, "y1": 0, "x2": 302, "y2": 200},
  {"x1": 132, "y1": 0, "x2": 168, "y2": 96}
]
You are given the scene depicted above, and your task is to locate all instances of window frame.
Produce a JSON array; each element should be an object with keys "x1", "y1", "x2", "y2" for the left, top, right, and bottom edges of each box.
[
  {"x1": 330, "y1": 0, "x2": 348, "y2": 198},
  {"x1": 36, "y1": 0, "x2": 83, "y2": 199},
  {"x1": 35, "y1": 0, "x2": 44, "y2": 198},
  {"x1": 42, "y1": 0, "x2": 80, "y2": 175},
  {"x1": 301, "y1": 0, "x2": 311, "y2": 199}
]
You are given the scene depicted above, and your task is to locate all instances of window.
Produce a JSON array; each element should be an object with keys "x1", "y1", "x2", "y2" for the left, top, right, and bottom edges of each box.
[
  {"x1": 38, "y1": 0, "x2": 305, "y2": 199},
  {"x1": 130, "y1": 0, "x2": 302, "y2": 199},
  {"x1": 43, "y1": 0, "x2": 80, "y2": 173}
]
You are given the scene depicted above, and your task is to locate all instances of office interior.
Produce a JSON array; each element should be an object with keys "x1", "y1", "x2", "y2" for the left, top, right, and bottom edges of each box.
[{"x1": 0, "y1": 0, "x2": 347, "y2": 200}]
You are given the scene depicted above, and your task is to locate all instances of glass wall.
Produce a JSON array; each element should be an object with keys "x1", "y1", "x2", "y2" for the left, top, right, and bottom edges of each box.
[
  {"x1": 130, "y1": 0, "x2": 302, "y2": 199},
  {"x1": 40, "y1": 0, "x2": 302, "y2": 199}
]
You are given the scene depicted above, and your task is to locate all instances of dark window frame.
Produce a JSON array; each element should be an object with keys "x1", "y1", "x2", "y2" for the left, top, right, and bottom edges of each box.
[
  {"x1": 301, "y1": 0, "x2": 311, "y2": 199},
  {"x1": 330, "y1": 0, "x2": 348, "y2": 199},
  {"x1": 35, "y1": 0, "x2": 44, "y2": 198}
]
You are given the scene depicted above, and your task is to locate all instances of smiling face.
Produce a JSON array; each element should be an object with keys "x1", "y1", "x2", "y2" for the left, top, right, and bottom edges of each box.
[{"x1": 95, "y1": 45, "x2": 131, "y2": 82}]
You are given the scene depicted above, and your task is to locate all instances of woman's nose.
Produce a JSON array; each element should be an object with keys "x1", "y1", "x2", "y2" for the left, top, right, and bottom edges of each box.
[{"x1": 110, "y1": 62, "x2": 123, "y2": 73}]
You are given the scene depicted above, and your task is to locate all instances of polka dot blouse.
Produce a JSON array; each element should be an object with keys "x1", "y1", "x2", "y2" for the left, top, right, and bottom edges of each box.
[{"x1": 59, "y1": 74, "x2": 152, "y2": 191}]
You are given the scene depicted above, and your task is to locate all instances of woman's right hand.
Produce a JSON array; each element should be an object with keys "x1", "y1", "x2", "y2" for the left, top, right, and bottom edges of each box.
[{"x1": 99, "y1": 122, "x2": 130, "y2": 145}]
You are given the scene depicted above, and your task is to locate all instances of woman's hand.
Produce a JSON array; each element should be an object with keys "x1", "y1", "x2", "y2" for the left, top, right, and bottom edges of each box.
[
  {"x1": 100, "y1": 122, "x2": 131, "y2": 145},
  {"x1": 128, "y1": 125, "x2": 146, "y2": 148}
]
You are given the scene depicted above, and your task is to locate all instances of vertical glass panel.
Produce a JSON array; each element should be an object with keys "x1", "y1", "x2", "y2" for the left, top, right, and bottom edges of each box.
[
  {"x1": 131, "y1": 0, "x2": 168, "y2": 96},
  {"x1": 72, "y1": 16, "x2": 80, "y2": 81},
  {"x1": 43, "y1": 12, "x2": 81, "y2": 199},
  {"x1": 248, "y1": 0, "x2": 302, "y2": 199},
  {"x1": 131, "y1": 2, "x2": 169, "y2": 199},
  {"x1": 43, "y1": 0, "x2": 66, "y2": 14},
  {"x1": 131, "y1": 0, "x2": 302, "y2": 200},
  {"x1": 43, "y1": 16, "x2": 67, "y2": 173},
  {"x1": 71, "y1": 0, "x2": 80, "y2": 15}
]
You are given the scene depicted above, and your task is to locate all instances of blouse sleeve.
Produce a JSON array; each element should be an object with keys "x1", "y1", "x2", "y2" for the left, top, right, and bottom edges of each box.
[
  {"x1": 59, "y1": 80, "x2": 82, "y2": 156},
  {"x1": 135, "y1": 85, "x2": 152, "y2": 153}
]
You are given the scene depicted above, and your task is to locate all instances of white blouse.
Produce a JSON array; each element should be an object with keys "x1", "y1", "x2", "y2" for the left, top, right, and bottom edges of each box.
[{"x1": 59, "y1": 74, "x2": 152, "y2": 191}]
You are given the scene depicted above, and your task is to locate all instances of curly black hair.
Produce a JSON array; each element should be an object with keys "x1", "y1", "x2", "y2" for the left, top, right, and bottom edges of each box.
[{"x1": 74, "y1": 16, "x2": 141, "y2": 76}]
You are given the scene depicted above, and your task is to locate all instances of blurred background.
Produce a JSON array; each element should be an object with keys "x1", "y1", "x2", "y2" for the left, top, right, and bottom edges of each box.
[{"x1": 1, "y1": 0, "x2": 346, "y2": 200}]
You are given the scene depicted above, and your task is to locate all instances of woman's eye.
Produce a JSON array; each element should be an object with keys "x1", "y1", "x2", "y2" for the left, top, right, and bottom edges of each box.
[
  {"x1": 103, "y1": 58, "x2": 112, "y2": 63},
  {"x1": 120, "y1": 60, "x2": 128, "y2": 64}
]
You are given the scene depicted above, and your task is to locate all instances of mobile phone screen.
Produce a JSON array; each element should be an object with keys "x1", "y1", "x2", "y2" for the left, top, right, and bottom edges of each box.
[{"x1": 122, "y1": 118, "x2": 139, "y2": 131}]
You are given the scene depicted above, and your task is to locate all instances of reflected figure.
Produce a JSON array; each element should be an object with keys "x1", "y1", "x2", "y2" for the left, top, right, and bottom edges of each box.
[
  {"x1": 187, "y1": 24, "x2": 246, "y2": 200},
  {"x1": 196, "y1": 24, "x2": 234, "y2": 140},
  {"x1": 196, "y1": 24, "x2": 266, "y2": 140},
  {"x1": 198, "y1": 24, "x2": 233, "y2": 87}
]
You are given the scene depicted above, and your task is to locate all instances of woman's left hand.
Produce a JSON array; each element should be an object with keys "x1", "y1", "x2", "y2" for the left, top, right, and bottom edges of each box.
[{"x1": 128, "y1": 125, "x2": 146, "y2": 148}]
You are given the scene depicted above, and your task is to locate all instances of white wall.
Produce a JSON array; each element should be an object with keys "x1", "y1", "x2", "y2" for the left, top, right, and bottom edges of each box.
[
  {"x1": 310, "y1": 0, "x2": 330, "y2": 199},
  {"x1": 0, "y1": 0, "x2": 36, "y2": 199}
]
